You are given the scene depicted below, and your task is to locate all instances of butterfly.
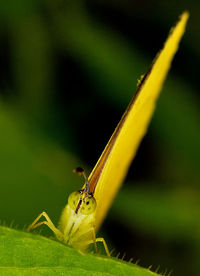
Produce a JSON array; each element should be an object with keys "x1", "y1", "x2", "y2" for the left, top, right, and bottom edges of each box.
[{"x1": 27, "y1": 12, "x2": 189, "y2": 256}]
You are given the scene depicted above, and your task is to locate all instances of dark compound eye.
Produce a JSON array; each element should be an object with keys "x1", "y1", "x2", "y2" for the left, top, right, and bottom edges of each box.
[
  {"x1": 80, "y1": 196, "x2": 97, "y2": 215},
  {"x1": 68, "y1": 191, "x2": 81, "y2": 210}
]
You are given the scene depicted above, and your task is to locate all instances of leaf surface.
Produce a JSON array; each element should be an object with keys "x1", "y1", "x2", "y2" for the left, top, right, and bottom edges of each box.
[{"x1": 0, "y1": 226, "x2": 159, "y2": 276}]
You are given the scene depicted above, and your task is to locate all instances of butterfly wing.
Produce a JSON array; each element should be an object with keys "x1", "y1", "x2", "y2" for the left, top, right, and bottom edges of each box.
[{"x1": 88, "y1": 12, "x2": 189, "y2": 231}]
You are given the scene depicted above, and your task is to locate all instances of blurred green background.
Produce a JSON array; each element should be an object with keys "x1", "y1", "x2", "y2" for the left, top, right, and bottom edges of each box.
[{"x1": 0, "y1": 1, "x2": 199, "y2": 275}]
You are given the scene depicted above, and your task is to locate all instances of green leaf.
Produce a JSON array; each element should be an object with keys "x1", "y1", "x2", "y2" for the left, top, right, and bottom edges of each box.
[{"x1": 0, "y1": 226, "x2": 159, "y2": 276}]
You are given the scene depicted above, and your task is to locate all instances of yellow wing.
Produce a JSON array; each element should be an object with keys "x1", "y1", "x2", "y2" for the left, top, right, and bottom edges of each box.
[{"x1": 88, "y1": 12, "x2": 189, "y2": 231}]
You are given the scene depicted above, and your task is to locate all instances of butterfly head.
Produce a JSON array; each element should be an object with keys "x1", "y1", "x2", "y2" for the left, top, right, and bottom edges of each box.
[
  {"x1": 68, "y1": 190, "x2": 96, "y2": 215},
  {"x1": 68, "y1": 167, "x2": 97, "y2": 215}
]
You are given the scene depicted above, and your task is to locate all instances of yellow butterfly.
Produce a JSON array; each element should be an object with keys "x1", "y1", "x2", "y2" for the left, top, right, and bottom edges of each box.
[{"x1": 27, "y1": 12, "x2": 189, "y2": 256}]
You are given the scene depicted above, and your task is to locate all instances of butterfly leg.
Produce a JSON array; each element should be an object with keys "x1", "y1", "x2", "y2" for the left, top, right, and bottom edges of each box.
[
  {"x1": 27, "y1": 211, "x2": 63, "y2": 240},
  {"x1": 95, "y1": 237, "x2": 110, "y2": 256},
  {"x1": 91, "y1": 228, "x2": 98, "y2": 253},
  {"x1": 73, "y1": 227, "x2": 110, "y2": 256},
  {"x1": 88, "y1": 229, "x2": 110, "y2": 256}
]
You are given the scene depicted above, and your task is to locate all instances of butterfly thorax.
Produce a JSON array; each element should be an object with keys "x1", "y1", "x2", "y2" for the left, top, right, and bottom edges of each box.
[{"x1": 57, "y1": 190, "x2": 97, "y2": 250}]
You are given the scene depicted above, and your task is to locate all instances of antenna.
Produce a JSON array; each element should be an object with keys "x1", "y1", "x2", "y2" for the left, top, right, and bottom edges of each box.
[{"x1": 73, "y1": 167, "x2": 90, "y2": 193}]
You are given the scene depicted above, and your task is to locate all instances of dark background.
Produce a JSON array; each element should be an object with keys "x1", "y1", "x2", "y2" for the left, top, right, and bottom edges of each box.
[{"x1": 0, "y1": 1, "x2": 199, "y2": 275}]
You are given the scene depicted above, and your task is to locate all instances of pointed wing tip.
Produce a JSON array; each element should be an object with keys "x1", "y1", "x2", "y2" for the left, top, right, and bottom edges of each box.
[
  {"x1": 167, "y1": 11, "x2": 189, "y2": 51},
  {"x1": 178, "y1": 11, "x2": 189, "y2": 30},
  {"x1": 181, "y1": 11, "x2": 190, "y2": 19},
  {"x1": 180, "y1": 11, "x2": 190, "y2": 24}
]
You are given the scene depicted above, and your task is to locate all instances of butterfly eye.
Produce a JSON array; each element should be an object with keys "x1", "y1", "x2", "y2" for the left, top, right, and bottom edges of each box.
[
  {"x1": 80, "y1": 196, "x2": 97, "y2": 215},
  {"x1": 68, "y1": 191, "x2": 81, "y2": 210}
]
